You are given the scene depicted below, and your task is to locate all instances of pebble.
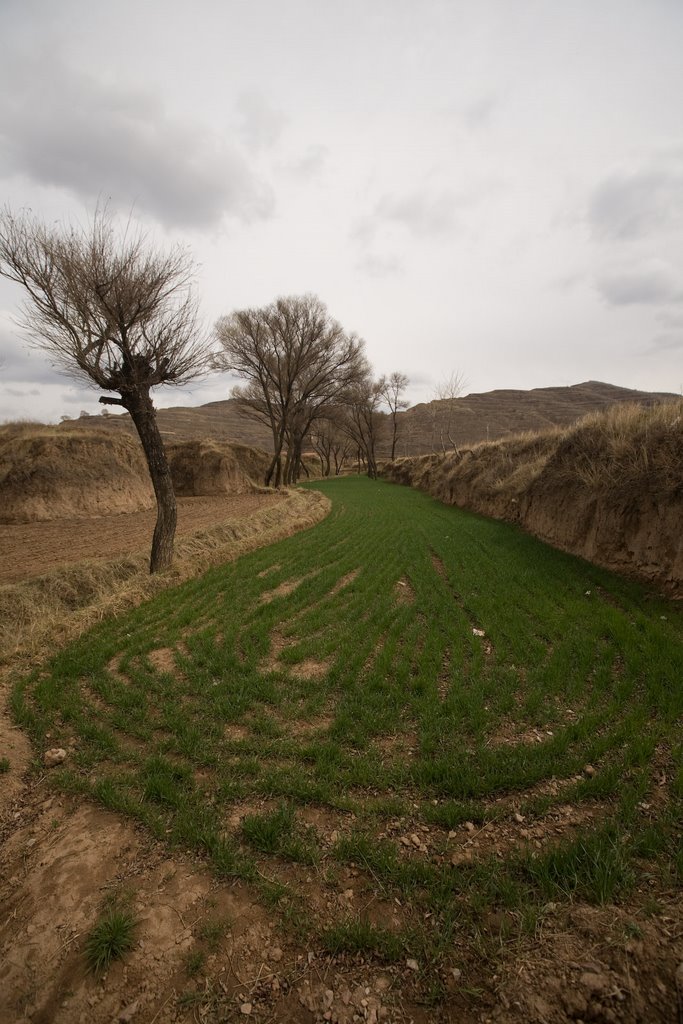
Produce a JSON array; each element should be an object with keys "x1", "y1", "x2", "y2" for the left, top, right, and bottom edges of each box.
[
  {"x1": 118, "y1": 1000, "x2": 140, "y2": 1023},
  {"x1": 240, "y1": 1003, "x2": 252, "y2": 1015},
  {"x1": 406, "y1": 959, "x2": 419, "y2": 971},
  {"x1": 583, "y1": 764, "x2": 596, "y2": 778},
  {"x1": 43, "y1": 748, "x2": 67, "y2": 768}
]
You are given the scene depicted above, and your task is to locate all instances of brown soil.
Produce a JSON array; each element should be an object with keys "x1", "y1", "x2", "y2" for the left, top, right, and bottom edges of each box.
[
  {"x1": 0, "y1": 494, "x2": 281, "y2": 585},
  {"x1": 2, "y1": 764, "x2": 681, "y2": 1024}
]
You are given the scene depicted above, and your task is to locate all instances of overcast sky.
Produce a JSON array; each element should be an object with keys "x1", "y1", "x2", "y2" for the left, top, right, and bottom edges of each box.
[{"x1": 1, "y1": 0, "x2": 682, "y2": 423}]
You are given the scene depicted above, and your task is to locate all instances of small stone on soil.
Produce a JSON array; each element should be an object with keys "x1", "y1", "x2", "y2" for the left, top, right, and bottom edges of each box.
[
  {"x1": 43, "y1": 748, "x2": 67, "y2": 767},
  {"x1": 118, "y1": 1000, "x2": 140, "y2": 1023}
]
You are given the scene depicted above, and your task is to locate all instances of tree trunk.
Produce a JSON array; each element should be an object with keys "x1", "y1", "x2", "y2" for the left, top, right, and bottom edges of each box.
[{"x1": 124, "y1": 387, "x2": 177, "y2": 573}]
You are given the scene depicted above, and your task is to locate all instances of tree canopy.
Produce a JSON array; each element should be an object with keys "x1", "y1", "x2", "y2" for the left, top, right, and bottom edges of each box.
[{"x1": 214, "y1": 295, "x2": 367, "y2": 485}]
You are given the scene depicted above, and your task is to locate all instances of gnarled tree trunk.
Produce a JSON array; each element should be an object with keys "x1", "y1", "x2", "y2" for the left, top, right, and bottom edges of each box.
[{"x1": 123, "y1": 389, "x2": 177, "y2": 573}]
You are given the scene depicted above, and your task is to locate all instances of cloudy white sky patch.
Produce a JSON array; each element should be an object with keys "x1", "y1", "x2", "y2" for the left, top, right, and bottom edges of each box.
[
  {"x1": 1, "y1": 0, "x2": 682, "y2": 423},
  {"x1": 0, "y1": 54, "x2": 275, "y2": 230}
]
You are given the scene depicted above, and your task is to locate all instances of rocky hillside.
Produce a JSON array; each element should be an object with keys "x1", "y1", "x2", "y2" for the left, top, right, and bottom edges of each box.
[{"x1": 57, "y1": 382, "x2": 677, "y2": 457}]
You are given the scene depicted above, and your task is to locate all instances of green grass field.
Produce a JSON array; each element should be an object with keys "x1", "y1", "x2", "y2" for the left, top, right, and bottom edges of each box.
[{"x1": 13, "y1": 476, "x2": 682, "y2": 984}]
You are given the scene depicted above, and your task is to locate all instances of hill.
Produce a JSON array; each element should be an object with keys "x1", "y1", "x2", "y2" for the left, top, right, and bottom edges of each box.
[
  {"x1": 396, "y1": 380, "x2": 677, "y2": 456},
  {"x1": 57, "y1": 381, "x2": 677, "y2": 457}
]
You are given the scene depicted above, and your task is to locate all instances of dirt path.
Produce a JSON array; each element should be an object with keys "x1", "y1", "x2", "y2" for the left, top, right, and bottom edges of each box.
[{"x1": 0, "y1": 494, "x2": 282, "y2": 585}]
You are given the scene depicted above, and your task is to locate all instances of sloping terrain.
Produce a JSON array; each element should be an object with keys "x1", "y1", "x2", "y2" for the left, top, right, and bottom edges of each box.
[
  {"x1": 383, "y1": 400, "x2": 683, "y2": 593},
  {"x1": 167, "y1": 440, "x2": 271, "y2": 497},
  {"x1": 399, "y1": 380, "x2": 676, "y2": 454},
  {"x1": 61, "y1": 399, "x2": 274, "y2": 449},
  {"x1": 58, "y1": 381, "x2": 677, "y2": 457},
  {"x1": 0, "y1": 424, "x2": 272, "y2": 523}
]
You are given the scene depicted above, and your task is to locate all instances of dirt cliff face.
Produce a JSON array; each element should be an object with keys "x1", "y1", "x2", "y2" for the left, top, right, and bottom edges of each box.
[
  {"x1": 382, "y1": 403, "x2": 683, "y2": 595},
  {"x1": 0, "y1": 430, "x2": 154, "y2": 522},
  {"x1": 166, "y1": 440, "x2": 270, "y2": 496},
  {"x1": 0, "y1": 429, "x2": 278, "y2": 523},
  {"x1": 519, "y1": 482, "x2": 683, "y2": 594}
]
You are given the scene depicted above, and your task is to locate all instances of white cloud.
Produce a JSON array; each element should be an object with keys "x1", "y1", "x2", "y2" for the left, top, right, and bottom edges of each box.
[
  {"x1": 235, "y1": 92, "x2": 286, "y2": 153},
  {"x1": 0, "y1": 53, "x2": 275, "y2": 230},
  {"x1": 589, "y1": 152, "x2": 683, "y2": 241},
  {"x1": 282, "y1": 145, "x2": 328, "y2": 180},
  {"x1": 462, "y1": 93, "x2": 499, "y2": 131},
  {"x1": 356, "y1": 253, "x2": 403, "y2": 278},
  {"x1": 596, "y1": 261, "x2": 682, "y2": 307},
  {"x1": 648, "y1": 333, "x2": 683, "y2": 354},
  {"x1": 354, "y1": 190, "x2": 462, "y2": 247}
]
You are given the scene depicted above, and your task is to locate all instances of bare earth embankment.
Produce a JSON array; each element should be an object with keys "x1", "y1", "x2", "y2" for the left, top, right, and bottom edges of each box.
[{"x1": 382, "y1": 400, "x2": 683, "y2": 595}]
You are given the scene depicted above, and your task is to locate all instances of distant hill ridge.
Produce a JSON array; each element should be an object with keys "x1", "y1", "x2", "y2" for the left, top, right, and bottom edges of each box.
[{"x1": 60, "y1": 381, "x2": 678, "y2": 457}]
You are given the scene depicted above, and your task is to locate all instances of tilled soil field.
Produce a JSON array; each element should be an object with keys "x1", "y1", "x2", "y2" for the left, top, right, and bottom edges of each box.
[{"x1": 0, "y1": 494, "x2": 282, "y2": 585}]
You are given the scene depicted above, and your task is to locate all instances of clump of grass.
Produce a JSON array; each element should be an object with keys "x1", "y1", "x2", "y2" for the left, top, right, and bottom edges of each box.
[
  {"x1": 523, "y1": 826, "x2": 634, "y2": 905},
  {"x1": 185, "y1": 949, "x2": 206, "y2": 976},
  {"x1": 241, "y1": 803, "x2": 319, "y2": 864},
  {"x1": 0, "y1": 757, "x2": 9, "y2": 773},
  {"x1": 85, "y1": 900, "x2": 138, "y2": 973},
  {"x1": 197, "y1": 918, "x2": 228, "y2": 950},
  {"x1": 320, "y1": 918, "x2": 405, "y2": 961}
]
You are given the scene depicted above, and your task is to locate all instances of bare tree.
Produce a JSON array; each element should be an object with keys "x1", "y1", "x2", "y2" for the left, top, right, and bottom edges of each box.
[
  {"x1": 379, "y1": 371, "x2": 409, "y2": 460},
  {"x1": 214, "y1": 295, "x2": 366, "y2": 486},
  {"x1": 431, "y1": 370, "x2": 468, "y2": 453},
  {"x1": 309, "y1": 407, "x2": 352, "y2": 477},
  {"x1": 339, "y1": 376, "x2": 386, "y2": 479},
  {"x1": 0, "y1": 206, "x2": 211, "y2": 573}
]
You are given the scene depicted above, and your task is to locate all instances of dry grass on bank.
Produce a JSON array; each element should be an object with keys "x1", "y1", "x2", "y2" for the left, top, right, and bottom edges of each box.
[
  {"x1": 0, "y1": 488, "x2": 330, "y2": 670},
  {"x1": 553, "y1": 398, "x2": 683, "y2": 488},
  {"x1": 388, "y1": 399, "x2": 683, "y2": 503}
]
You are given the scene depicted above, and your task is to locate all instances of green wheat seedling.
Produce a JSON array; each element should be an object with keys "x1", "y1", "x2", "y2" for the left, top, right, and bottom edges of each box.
[{"x1": 14, "y1": 476, "x2": 683, "y2": 986}]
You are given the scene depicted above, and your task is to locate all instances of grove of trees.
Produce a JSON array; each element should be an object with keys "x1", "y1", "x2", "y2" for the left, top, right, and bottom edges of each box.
[
  {"x1": 213, "y1": 295, "x2": 409, "y2": 485},
  {"x1": 0, "y1": 205, "x2": 419, "y2": 569}
]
